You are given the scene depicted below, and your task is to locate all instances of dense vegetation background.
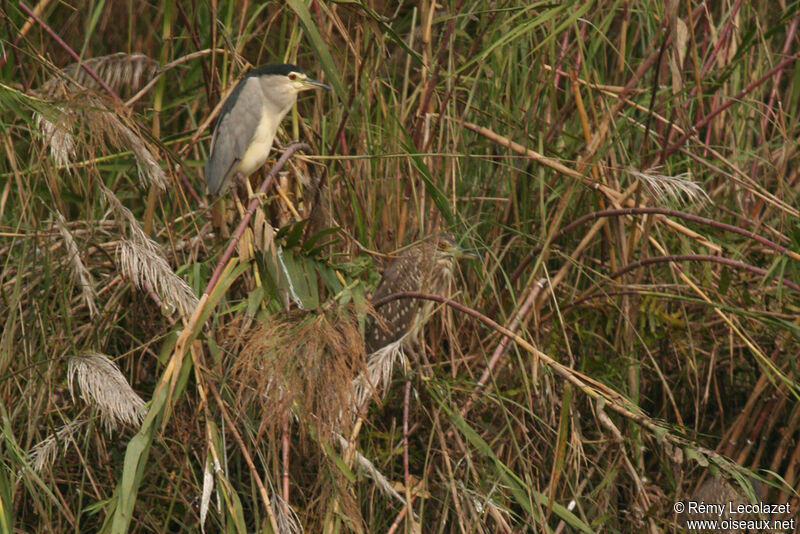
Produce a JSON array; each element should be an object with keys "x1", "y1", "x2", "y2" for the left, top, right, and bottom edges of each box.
[{"x1": 1, "y1": 1, "x2": 799, "y2": 532}]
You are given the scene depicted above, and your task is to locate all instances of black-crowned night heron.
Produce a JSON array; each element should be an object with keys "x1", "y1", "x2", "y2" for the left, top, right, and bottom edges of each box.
[
  {"x1": 204, "y1": 63, "x2": 329, "y2": 195},
  {"x1": 365, "y1": 233, "x2": 474, "y2": 354}
]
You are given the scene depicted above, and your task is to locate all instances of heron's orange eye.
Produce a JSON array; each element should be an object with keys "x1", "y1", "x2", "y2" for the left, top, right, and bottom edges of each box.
[
  {"x1": 438, "y1": 241, "x2": 447, "y2": 249},
  {"x1": 288, "y1": 73, "x2": 297, "y2": 80}
]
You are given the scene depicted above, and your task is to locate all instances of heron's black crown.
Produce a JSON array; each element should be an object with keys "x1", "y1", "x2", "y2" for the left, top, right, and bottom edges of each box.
[{"x1": 248, "y1": 63, "x2": 305, "y2": 78}]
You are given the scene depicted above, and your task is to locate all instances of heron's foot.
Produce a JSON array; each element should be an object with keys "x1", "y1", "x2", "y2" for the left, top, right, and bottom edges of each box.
[{"x1": 247, "y1": 190, "x2": 270, "y2": 204}]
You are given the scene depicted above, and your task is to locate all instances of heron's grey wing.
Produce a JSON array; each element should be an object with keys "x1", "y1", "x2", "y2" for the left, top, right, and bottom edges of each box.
[
  {"x1": 204, "y1": 76, "x2": 263, "y2": 195},
  {"x1": 365, "y1": 253, "x2": 422, "y2": 353}
]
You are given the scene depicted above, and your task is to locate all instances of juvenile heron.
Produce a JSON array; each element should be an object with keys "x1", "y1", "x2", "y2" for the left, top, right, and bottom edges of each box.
[
  {"x1": 204, "y1": 63, "x2": 329, "y2": 195},
  {"x1": 365, "y1": 233, "x2": 474, "y2": 354}
]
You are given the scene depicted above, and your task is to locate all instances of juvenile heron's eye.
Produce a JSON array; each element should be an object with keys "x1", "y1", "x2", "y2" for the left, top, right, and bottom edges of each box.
[{"x1": 288, "y1": 73, "x2": 297, "y2": 80}]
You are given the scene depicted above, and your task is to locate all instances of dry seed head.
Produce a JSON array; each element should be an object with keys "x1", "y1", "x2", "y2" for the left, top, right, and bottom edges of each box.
[
  {"x1": 351, "y1": 338, "x2": 408, "y2": 410},
  {"x1": 33, "y1": 91, "x2": 166, "y2": 188},
  {"x1": 114, "y1": 116, "x2": 167, "y2": 189},
  {"x1": 34, "y1": 112, "x2": 76, "y2": 169},
  {"x1": 67, "y1": 352, "x2": 146, "y2": 432},
  {"x1": 28, "y1": 419, "x2": 87, "y2": 473},
  {"x1": 116, "y1": 238, "x2": 199, "y2": 319},
  {"x1": 101, "y1": 185, "x2": 198, "y2": 317},
  {"x1": 101, "y1": 184, "x2": 150, "y2": 243},
  {"x1": 55, "y1": 211, "x2": 98, "y2": 318},
  {"x1": 40, "y1": 52, "x2": 160, "y2": 99},
  {"x1": 628, "y1": 168, "x2": 711, "y2": 207},
  {"x1": 35, "y1": 53, "x2": 161, "y2": 178},
  {"x1": 84, "y1": 97, "x2": 167, "y2": 189}
]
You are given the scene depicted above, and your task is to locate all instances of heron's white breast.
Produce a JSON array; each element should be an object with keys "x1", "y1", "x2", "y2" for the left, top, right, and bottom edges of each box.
[{"x1": 236, "y1": 102, "x2": 281, "y2": 178}]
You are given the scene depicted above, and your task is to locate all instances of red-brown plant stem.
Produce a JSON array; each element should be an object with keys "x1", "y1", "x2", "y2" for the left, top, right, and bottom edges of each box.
[
  {"x1": 557, "y1": 289, "x2": 677, "y2": 315},
  {"x1": 508, "y1": 207, "x2": 799, "y2": 287},
  {"x1": 204, "y1": 143, "x2": 310, "y2": 295},
  {"x1": 329, "y1": 37, "x2": 372, "y2": 157},
  {"x1": 19, "y1": 1, "x2": 124, "y2": 105},
  {"x1": 761, "y1": 16, "x2": 799, "y2": 133},
  {"x1": 312, "y1": 36, "x2": 372, "y2": 231},
  {"x1": 385, "y1": 506, "x2": 409, "y2": 534},
  {"x1": 370, "y1": 293, "x2": 543, "y2": 414},
  {"x1": 425, "y1": 5, "x2": 497, "y2": 153},
  {"x1": 663, "y1": 50, "x2": 800, "y2": 158},
  {"x1": 461, "y1": 278, "x2": 547, "y2": 417},
  {"x1": 175, "y1": 1, "x2": 214, "y2": 107},
  {"x1": 545, "y1": 30, "x2": 572, "y2": 124},
  {"x1": 373, "y1": 291, "x2": 692, "y2": 529},
  {"x1": 2, "y1": 1, "x2": 29, "y2": 87},
  {"x1": 559, "y1": 208, "x2": 795, "y2": 257},
  {"x1": 610, "y1": 254, "x2": 800, "y2": 293},
  {"x1": 641, "y1": 20, "x2": 669, "y2": 156},
  {"x1": 412, "y1": 0, "x2": 463, "y2": 149},
  {"x1": 282, "y1": 413, "x2": 290, "y2": 511},
  {"x1": 699, "y1": 0, "x2": 743, "y2": 79},
  {"x1": 748, "y1": 16, "x2": 799, "y2": 197},
  {"x1": 177, "y1": 166, "x2": 203, "y2": 206}
]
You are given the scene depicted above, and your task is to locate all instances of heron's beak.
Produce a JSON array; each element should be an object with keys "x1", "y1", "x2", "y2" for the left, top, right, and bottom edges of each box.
[
  {"x1": 303, "y1": 77, "x2": 331, "y2": 91},
  {"x1": 450, "y1": 244, "x2": 480, "y2": 260}
]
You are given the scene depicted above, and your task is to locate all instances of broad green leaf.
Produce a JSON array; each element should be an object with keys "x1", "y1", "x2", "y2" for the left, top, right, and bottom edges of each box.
[{"x1": 324, "y1": 443, "x2": 356, "y2": 484}]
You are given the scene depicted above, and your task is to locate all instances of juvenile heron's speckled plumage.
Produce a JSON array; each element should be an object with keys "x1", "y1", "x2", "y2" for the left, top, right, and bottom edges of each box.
[{"x1": 365, "y1": 234, "x2": 462, "y2": 354}]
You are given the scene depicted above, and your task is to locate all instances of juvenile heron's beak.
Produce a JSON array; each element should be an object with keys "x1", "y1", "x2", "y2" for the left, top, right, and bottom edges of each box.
[
  {"x1": 449, "y1": 244, "x2": 480, "y2": 260},
  {"x1": 303, "y1": 77, "x2": 331, "y2": 91}
]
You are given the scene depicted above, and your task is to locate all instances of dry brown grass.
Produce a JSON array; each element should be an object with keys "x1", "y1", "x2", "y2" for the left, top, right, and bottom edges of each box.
[{"x1": 231, "y1": 306, "x2": 366, "y2": 441}]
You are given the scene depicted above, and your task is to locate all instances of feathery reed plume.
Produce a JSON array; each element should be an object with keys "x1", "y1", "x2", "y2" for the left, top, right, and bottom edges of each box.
[
  {"x1": 117, "y1": 238, "x2": 199, "y2": 318},
  {"x1": 83, "y1": 96, "x2": 167, "y2": 188},
  {"x1": 628, "y1": 168, "x2": 711, "y2": 206},
  {"x1": 34, "y1": 111, "x2": 75, "y2": 169},
  {"x1": 351, "y1": 339, "x2": 408, "y2": 410},
  {"x1": 40, "y1": 53, "x2": 160, "y2": 99},
  {"x1": 33, "y1": 95, "x2": 167, "y2": 188},
  {"x1": 109, "y1": 111, "x2": 167, "y2": 189},
  {"x1": 68, "y1": 351, "x2": 145, "y2": 432},
  {"x1": 28, "y1": 419, "x2": 87, "y2": 473},
  {"x1": 102, "y1": 185, "x2": 198, "y2": 317},
  {"x1": 34, "y1": 53, "x2": 166, "y2": 188},
  {"x1": 54, "y1": 211, "x2": 98, "y2": 318},
  {"x1": 35, "y1": 53, "x2": 157, "y2": 172},
  {"x1": 101, "y1": 183, "x2": 151, "y2": 243}
]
